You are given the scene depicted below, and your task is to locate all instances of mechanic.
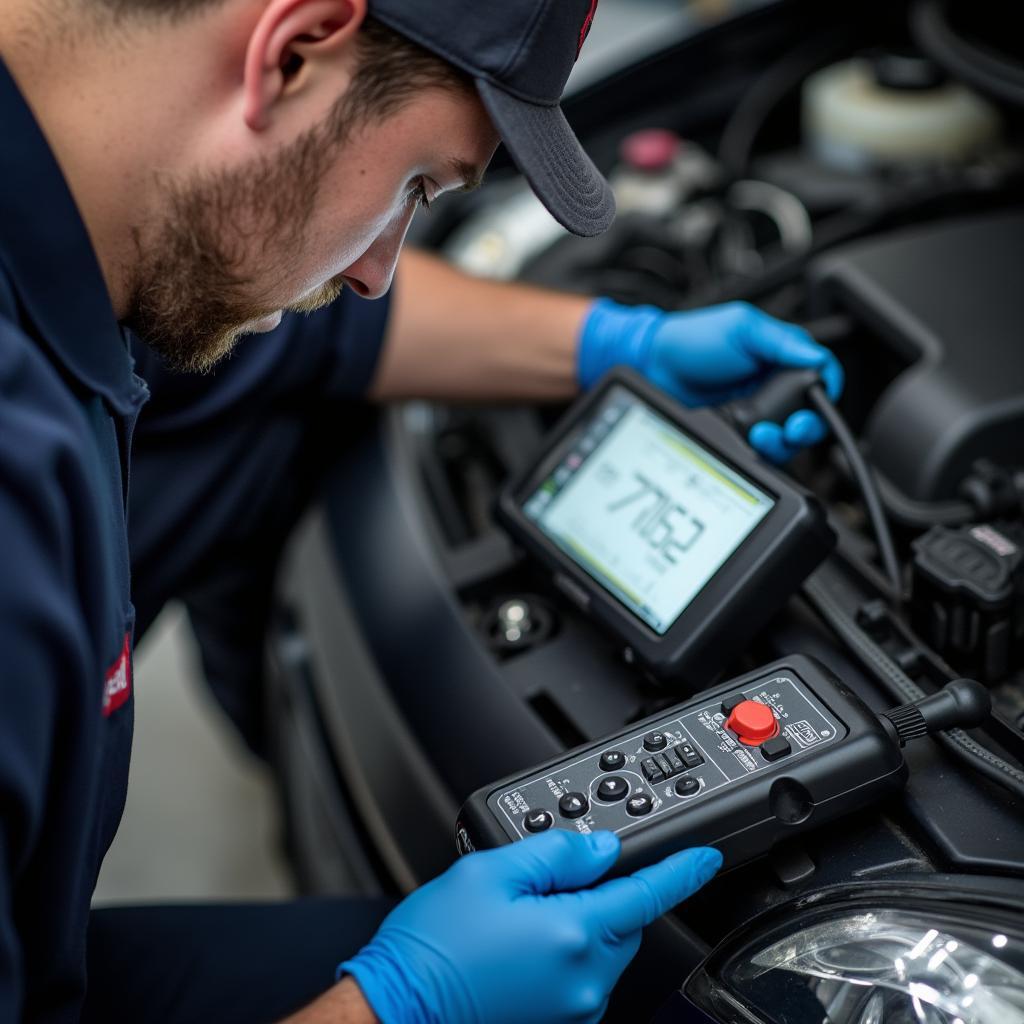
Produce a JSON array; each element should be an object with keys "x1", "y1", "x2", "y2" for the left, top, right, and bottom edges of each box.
[{"x1": 0, "y1": 1, "x2": 843, "y2": 1022}]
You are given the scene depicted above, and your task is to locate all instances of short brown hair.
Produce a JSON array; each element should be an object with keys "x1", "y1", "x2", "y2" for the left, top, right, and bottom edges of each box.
[
  {"x1": 83, "y1": 2, "x2": 472, "y2": 124},
  {"x1": 344, "y1": 16, "x2": 474, "y2": 126}
]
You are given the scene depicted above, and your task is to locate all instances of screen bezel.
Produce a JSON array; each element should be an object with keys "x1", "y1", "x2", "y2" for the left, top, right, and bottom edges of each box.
[
  {"x1": 518, "y1": 384, "x2": 777, "y2": 636},
  {"x1": 497, "y1": 369, "x2": 826, "y2": 676}
]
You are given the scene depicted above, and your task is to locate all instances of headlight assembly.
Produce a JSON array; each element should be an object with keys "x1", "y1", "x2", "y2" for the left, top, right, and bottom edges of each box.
[{"x1": 684, "y1": 880, "x2": 1024, "y2": 1024}]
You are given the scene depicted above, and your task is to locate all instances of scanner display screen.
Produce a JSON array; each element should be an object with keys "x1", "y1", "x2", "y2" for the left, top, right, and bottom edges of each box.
[{"x1": 523, "y1": 387, "x2": 775, "y2": 634}]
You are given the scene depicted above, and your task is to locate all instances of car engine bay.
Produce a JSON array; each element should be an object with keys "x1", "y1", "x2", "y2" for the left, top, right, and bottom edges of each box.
[{"x1": 267, "y1": 1, "x2": 1024, "y2": 1020}]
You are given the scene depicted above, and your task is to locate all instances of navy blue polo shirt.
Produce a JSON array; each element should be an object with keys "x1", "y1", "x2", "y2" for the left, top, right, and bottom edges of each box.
[{"x1": 0, "y1": 59, "x2": 389, "y2": 1021}]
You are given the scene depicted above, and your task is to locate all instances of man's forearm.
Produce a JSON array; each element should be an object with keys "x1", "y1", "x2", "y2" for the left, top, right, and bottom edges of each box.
[
  {"x1": 280, "y1": 978, "x2": 377, "y2": 1024},
  {"x1": 370, "y1": 248, "x2": 591, "y2": 403}
]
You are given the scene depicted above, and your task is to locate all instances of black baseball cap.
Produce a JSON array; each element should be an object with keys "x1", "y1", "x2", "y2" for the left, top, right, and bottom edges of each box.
[{"x1": 368, "y1": 0, "x2": 616, "y2": 237}]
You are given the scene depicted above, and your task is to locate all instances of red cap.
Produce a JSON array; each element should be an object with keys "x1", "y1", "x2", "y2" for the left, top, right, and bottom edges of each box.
[
  {"x1": 726, "y1": 700, "x2": 780, "y2": 746},
  {"x1": 620, "y1": 130, "x2": 683, "y2": 172}
]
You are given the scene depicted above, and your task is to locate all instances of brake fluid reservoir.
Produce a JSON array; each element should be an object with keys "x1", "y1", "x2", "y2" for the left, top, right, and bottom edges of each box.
[
  {"x1": 803, "y1": 53, "x2": 1002, "y2": 170},
  {"x1": 611, "y1": 130, "x2": 719, "y2": 216}
]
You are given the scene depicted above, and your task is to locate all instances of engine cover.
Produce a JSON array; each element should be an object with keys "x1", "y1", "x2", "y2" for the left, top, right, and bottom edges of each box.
[{"x1": 809, "y1": 211, "x2": 1024, "y2": 501}]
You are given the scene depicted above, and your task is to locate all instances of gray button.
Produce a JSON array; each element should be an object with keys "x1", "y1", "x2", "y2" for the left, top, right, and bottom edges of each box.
[
  {"x1": 761, "y1": 736, "x2": 792, "y2": 762},
  {"x1": 558, "y1": 792, "x2": 589, "y2": 819},
  {"x1": 643, "y1": 732, "x2": 668, "y2": 752},
  {"x1": 626, "y1": 794, "x2": 653, "y2": 817},
  {"x1": 524, "y1": 809, "x2": 554, "y2": 833},
  {"x1": 597, "y1": 776, "x2": 629, "y2": 802},
  {"x1": 675, "y1": 776, "x2": 700, "y2": 797},
  {"x1": 678, "y1": 743, "x2": 705, "y2": 769}
]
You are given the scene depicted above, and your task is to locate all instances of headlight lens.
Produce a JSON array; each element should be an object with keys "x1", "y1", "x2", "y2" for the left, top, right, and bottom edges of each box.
[
  {"x1": 685, "y1": 895, "x2": 1024, "y2": 1024},
  {"x1": 729, "y1": 910, "x2": 1024, "y2": 1023}
]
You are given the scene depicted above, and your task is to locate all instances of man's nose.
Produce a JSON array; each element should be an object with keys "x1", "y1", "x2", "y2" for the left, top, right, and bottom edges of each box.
[{"x1": 342, "y1": 205, "x2": 417, "y2": 299}]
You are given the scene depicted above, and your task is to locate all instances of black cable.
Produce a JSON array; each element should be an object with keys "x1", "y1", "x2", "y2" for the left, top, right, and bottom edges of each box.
[
  {"x1": 804, "y1": 573, "x2": 1024, "y2": 802},
  {"x1": 911, "y1": 0, "x2": 1024, "y2": 108},
  {"x1": 806, "y1": 383, "x2": 904, "y2": 599}
]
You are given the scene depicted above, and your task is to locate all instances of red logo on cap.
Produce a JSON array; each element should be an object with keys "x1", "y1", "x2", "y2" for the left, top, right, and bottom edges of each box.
[{"x1": 577, "y1": 0, "x2": 599, "y2": 57}]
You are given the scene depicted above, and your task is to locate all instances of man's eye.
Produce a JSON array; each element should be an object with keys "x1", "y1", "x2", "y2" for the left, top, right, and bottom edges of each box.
[{"x1": 411, "y1": 178, "x2": 433, "y2": 211}]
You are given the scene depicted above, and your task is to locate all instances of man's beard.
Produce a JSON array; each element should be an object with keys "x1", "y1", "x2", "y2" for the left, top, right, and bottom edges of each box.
[{"x1": 124, "y1": 121, "x2": 345, "y2": 373}]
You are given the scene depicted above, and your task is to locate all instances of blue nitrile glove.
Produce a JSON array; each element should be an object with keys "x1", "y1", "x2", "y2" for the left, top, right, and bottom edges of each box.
[
  {"x1": 340, "y1": 830, "x2": 722, "y2": 1024},
  {"x1": 578, "y1": 298, "x2": 844, "y2": 463}
]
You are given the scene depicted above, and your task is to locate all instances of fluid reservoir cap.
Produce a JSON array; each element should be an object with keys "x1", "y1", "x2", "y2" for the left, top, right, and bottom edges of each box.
[
  {"x1": 620, "y1": 129, "x2": 682, "y2": 172},
  {"x1": 726, "y1": 700, "x2": 780, "y2": 745},
  {"x1": 870, "y1": 49, "x2": 947, "y2": 92}
]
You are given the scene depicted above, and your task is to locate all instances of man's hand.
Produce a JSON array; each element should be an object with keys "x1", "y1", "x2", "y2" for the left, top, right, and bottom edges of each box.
[
  {"x1": 578, "y1": 298, "x2": 844, "y2": 463},
  {"x1": 340, "y1": 831, "x2": 721, "y2": 1024}
]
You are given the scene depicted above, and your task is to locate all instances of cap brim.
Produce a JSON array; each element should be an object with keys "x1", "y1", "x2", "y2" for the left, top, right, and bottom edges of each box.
[{"x1": 477, "y1": 79, "x2": 615, "y2": 238}]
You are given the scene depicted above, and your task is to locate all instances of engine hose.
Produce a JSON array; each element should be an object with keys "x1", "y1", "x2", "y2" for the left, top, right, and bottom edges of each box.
[
  {"x1": 911, "y1": 0, "x2": 1024, "y2": 109},
  {"x1": 804, "y1": 574, "x2": 1024, "y2": 802},
  {"x1": 717, "y1": 28, "x2": 852, "y2": 178},
  {"x1": 874, "y1": 470, "x2": 975, "y2": 528}
]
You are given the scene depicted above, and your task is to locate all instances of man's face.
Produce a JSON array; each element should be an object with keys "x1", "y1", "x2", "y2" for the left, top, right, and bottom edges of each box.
[{"x1": 126, "y1": 85, "x2": 498, "y2": 372}]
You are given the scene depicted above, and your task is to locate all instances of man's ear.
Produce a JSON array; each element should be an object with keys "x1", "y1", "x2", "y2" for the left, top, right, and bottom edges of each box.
[{"x1": 243, "y1": 0, "x2": 366, "y2": 132}]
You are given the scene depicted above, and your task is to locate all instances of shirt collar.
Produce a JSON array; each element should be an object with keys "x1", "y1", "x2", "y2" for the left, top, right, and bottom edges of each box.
[{"x1": 0, "y1": 58, "x2": 141, "y2": 416}]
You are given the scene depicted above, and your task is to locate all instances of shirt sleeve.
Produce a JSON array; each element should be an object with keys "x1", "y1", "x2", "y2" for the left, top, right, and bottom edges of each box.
[
  {"x1": 0, "y1": 325, "x2": 96, "y2": 1019},
  {"x1": 129, "y1": 289, "x2": 392, "y2": 436}
]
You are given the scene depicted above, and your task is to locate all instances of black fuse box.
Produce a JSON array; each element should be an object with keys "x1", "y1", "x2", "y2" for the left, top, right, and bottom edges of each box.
[{"x1": 911, "y1": 523, "x2": 1024, "y2": 682}]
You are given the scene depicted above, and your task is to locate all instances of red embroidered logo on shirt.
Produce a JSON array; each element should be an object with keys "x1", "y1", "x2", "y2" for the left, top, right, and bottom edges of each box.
[{"x1": 102, "y1": 633, "x2": 132, "y2": 717}]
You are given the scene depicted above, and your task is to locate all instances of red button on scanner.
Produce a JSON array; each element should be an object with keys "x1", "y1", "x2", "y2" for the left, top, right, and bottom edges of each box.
[{"x1": 725, "y1": 700, "x2": 779, "y2": 746}]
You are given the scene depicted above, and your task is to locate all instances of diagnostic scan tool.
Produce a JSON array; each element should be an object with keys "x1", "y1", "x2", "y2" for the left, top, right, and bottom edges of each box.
[
  {"x1": 457, "y1": 657, "x2": 990, "y2": 873},
  {"x1": 498, "y1": 369, "x2": 835, "y2": 683}
]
